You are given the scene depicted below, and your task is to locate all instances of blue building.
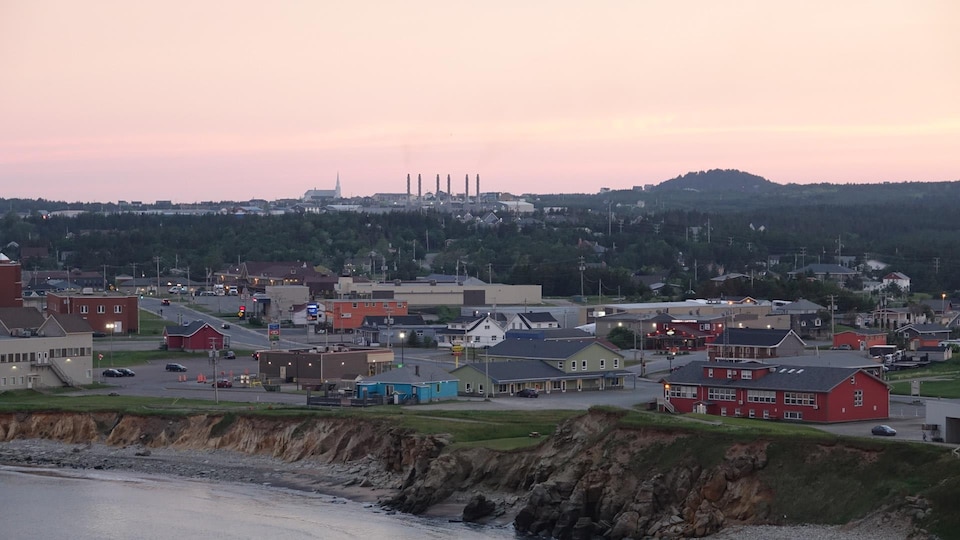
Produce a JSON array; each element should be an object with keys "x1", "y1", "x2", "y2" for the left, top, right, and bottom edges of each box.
[{"x1": 356, "y1": 365, "x2": 459, "y2": 404}]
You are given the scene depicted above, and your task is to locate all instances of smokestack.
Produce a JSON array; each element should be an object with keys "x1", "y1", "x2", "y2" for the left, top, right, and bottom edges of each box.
[
  {"x1": 417, "y1": 173, "x2": 422, "y2": 200},
  {"x1": 447, "y1": 174, "x2": 451, "y2": 199},
  {"x1": 465, "y1": 174, "x2": 469, "y2": 203},
  {"x1": 406, "y1": 173, "x2": 411, "y2": 199},
  {"x1": 476, "y1": 174, "x2": 480, "y2": 202},
  {"x1": 436, "y1": 174, "x2": 440, "y2": 196}
]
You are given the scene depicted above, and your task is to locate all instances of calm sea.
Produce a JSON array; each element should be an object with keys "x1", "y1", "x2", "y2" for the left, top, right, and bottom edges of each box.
[{"x1": 0, "y1": 466, "x2": 515, "y2": 539}]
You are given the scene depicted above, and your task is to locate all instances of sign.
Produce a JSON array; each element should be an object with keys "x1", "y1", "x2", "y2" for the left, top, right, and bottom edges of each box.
[
  {"x1": 268, "y1": 323, "x2": 281, "y2": 342},
  {"x1": 451, "y1": 344, "x2": 463, "y2": 357}
]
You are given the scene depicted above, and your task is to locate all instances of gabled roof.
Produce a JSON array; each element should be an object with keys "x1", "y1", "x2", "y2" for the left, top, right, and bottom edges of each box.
[
  {"x1": 710, "y1": 328, "x2": 804, "y2": 348},
  {"x1": 0, "y1": 307, "x2": 46, "y2": 332},
  {"x1": 518, "y1": 312, "x2": 558, "y2": 324},
  {"x1": 486, "y1": 339, "x2": 621, "y2": 360},
  {"x1": 452, "y1": 360, "x2": 566, "y2": 383},
  {"x1": 505, "y1": 328, "x2": 594, "y2": 340},
  {"x1": 777, "y1": 299, "x2": 826, "y2": 312},
  {"x1": 359, "y1": 365, "x2": 457, "y2": 384},
  {"x1": 883, "y1": 272, "x2": 910, "y2": 280},
  {"x1": 835, "y1": 328, "x2": 887, "y2": 336},
  {"x1": 45, "y1": 312, "x2": 93, "y2": 333},
  {"x1": 897, "y1": 323, "x2": 950, "y2": 335},
  {"x1": 666, "y1": 361, "x2": 885, "y2": 393},
  {"x1": 164, "y1": 321, "x2": 222, "y2": 338}
]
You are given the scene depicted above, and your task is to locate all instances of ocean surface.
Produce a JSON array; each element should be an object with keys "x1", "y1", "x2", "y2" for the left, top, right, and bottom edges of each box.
[{"x1": 0, "y1": 466, "x2": 515, "y2": 539}]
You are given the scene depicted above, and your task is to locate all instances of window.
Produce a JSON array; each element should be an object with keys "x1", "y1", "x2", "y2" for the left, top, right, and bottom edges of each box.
[
  {"x1": 114, "y1": 305, "x2": 123, "y2": 313},
  {"x1": 667, "y1": 385, "x2": 697, "y2": 399},
  {"x1": 748, "y1": 409, "x2": 756, "y2": 418},
  {"x1": 465, "y1": 383, "x2": 472, "y2": 393},
  {"x1": 613, "y1": 358, "x2": 620, "y2": 369},
  {"x1": 97, "y1": 305, "x2": 105, "y2": 314},
  {"x1": 552, "y1": 380, "x2": 562, "y2": 390},
  {"x1": 581, "y1": 360, "x2": 587, "y2": 370},
  {"x1": 570, "y1": 361, "x2": 577, "y2": 371},
  {"x1": 854, "y1": 389, "x2": 863, "y2": 407},
  {"x1": 497, "y1": 384, "x2": 508, "y2": 393},
  {"x1": 720, "y1": 407, "x2": 727, "y2": 416},
  {"x1": 478, "y1": 384, "x2": 484, "y2": 394},
  {"x1": 726, "y1": 369, "x2": 735, "y2": 378},
  {"x1": 599, "y1": 359, "x2": 606, "y2": 369},
  {"x1": 734, "y1": 408, "x2": 741, "y2": 417},
  {"x1": 557, "y1": 361, "x2": 564, "y2": 370},
  {"x1": 783, "y1": 392, "x2": 816, "y2": 406},
  {"x1": 784, "y1": 411, "x2": 803, "y2": 420},
  {"x1": 708, "y1": 368, "x2": 714, "y2": 378},
  {"x1": 741, "y1": 370, "x2": 752, "y2": 380},
  {"x1": 747, "y1": 390, "x2": 776, "y2": 403},
  {"x1": 707, "y1": 387, "x2": 737, "y2": 401},
  {"x1": 80, "y1": 306, "x2": 89, "y2": 314},
  {"x1": 763, "y1": 410, "x2": 770, "y2": 419}
]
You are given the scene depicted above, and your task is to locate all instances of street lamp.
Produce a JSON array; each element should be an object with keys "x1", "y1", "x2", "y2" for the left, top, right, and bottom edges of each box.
[
  {"x1": 105, "y1": 323, "x2": 115, "y2": 368},
  {"x1": 398, "y1": 331, "x2": 406, "y2": 367}
]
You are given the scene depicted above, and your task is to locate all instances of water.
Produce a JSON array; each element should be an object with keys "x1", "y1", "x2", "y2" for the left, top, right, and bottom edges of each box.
[{"x1": 0, "y1": 466, "x2": 515, "y2": 539}]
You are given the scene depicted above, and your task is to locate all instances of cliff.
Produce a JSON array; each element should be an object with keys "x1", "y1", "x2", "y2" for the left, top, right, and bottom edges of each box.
[{"x1": 0, "y1": 409, "x2": 952, "y2": 539}]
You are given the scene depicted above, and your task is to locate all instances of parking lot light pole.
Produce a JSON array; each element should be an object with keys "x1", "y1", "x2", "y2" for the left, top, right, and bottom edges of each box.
[{"x1": 398, "y1": 331, "x2": 406, "y2": 367}]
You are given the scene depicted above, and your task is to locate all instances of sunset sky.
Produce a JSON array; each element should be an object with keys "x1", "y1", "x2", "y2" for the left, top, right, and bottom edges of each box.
[{"x1": 1, "y1": 1, "x2": 958, "y2": 203}]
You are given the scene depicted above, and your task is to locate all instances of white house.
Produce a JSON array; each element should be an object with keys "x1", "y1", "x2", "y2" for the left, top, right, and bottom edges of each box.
[
  {"x1": 505, "y1": 312, "x2": 560, "y2": 331},
  {"x1": 882, "y1": 272, "x2": 911, "y2": 292},
  {"x1": 436, "y1": 314, "x2": 506, "y2": 349}
]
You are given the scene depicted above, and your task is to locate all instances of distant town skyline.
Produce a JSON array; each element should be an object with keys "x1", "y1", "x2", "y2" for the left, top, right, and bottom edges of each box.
[{"x1": 2, "y1": 1, "x2": 958, "y2": 203}]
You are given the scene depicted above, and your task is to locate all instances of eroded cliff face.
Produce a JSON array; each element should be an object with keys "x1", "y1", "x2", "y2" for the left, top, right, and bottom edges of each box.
[{"x1": 0, "y1": 410, "x2": 932, "y2": 539}]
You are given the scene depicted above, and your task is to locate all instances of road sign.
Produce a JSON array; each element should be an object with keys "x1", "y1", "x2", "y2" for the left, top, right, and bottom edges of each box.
[{"x1": 268, "y1": 323, "x2": 281, "y2": 341}]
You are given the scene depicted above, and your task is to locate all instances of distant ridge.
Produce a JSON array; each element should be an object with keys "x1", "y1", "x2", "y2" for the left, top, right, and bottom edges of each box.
[{"x1": 653, "y1": 169, "x2": 779, "y2": 193}]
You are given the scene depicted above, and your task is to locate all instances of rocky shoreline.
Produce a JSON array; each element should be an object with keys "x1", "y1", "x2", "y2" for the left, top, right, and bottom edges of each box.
[{"x1": 0, "y1": 438, "x2": 400, "y2": 507}]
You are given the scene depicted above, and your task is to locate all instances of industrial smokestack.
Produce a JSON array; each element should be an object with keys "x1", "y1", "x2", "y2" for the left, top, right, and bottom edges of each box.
[
  {"x1": 476, "y1": 174, "x2": 480, "y2": 202},
  {"x1": 406, "y1": 173, "x2": 411, "y2": 199},
  {"x1": 417, "y1": 173, "x2": 422, "y2": 200},
  {"x1": 447, "y1": 174, "x2": 451, "y2": 199},
  {"x1": 436, "y1": 174, "x2": 440, "y2": 196},
  {"x1": 465, "y1": 174, "x2": 469, "y2": 203}
]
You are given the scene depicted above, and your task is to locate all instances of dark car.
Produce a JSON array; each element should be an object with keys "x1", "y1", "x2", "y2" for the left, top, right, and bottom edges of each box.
[
  {"x1": 871, "y1": 424, "x2": 897, "y2": 436},
  {"x1": 165, "y1": 363, "x2": 188, "y2": 372},
  {"x1": 221, "y1": 323, "x2": 231, "y2": 329},
  {"x1": 116, "y1": 368, "x2": 136, "y2": 377},
  {"x1": 212, "y1": 379, "x2": 233, "y2": 388},
  {"x1": 224, "y1": 350, "x2": 236, "y2": 359},
  {"x1": 516, "y1": 388, "x2": 539, "y2": 398},
  {"x1": 161, "y1": 299, "x2": 171, "y2": 306},
  {"x1": 102, "y1": 369, "x2": 123, "y2": 378}
]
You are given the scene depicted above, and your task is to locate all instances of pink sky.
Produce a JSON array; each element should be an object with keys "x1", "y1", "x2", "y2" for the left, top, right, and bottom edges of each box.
[{"x1": 1, "y1": 1, "x2": 958, "y2": 203}]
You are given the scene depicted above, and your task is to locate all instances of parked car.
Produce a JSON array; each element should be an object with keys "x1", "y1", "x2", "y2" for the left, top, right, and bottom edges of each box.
[
  {"x1": 224, "y1": 350, "x2": 236, "y2": 359},
  {"x1": 102, "y1": 369, "x2": 123, "y2": 378},
  {"x1": 516, "y1": 388, "x2": 539, "y2": 398},
  {"x1": 212, "y1": 379, "x2": 233, "y2": 388},
  {"x1": 116, "y1": 368, "x2": 136, "y2": 377},
  {"x1": 165, "y1": 363, "x2": 188, "y2": 372},
  {"x1": 221, "y1": 323, "x2": 231, "y2": 329},
  {"x1": 871, "y1": 424, "x2": 897, "y2": 436},
  {"x1": 161, "y1": 299, "x2": 171, "y2": 306}
]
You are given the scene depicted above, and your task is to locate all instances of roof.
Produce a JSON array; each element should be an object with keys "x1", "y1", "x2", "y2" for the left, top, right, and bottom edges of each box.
[
  {"x1": 0, "y1": 307, "x2": 46, "y2": 331},
  {"x1": 505, "y1": 328, "x2": 594, "y2": 340},
  {"x1": 666, "y1": 361, "x2": 884, "y2": 393},
  {"x1": 486, "y1": 339, "x2": 621, "y2": 360},
  {"x1": 776, "y1": 299, "x2": 826, "y2": 312},
  {"x1": 710, "y1": 328, "x2": 802, "y2": 348},
  {"x1": 46, "y1": 312, "x2": 93, "y2": 333},
  {"x1": 835, "y1": 329, "x2": 887, "y2": 336},
  {"x1": 453, "y1": 360, "x2": 630, "y2": 383},
  {"x1": 898, "y1": 323, "x2": 950, "y2": 335},
  {"x1": 164, "y1": 321, "x2": 222, "y2": 338},
  {"x1": 518, "y1": 312, "x2": 558, "y2": 324},
  {"x1": 359, "y1": 365, "x2": 457, "y2": 384},
  {"x1": 360, "y1": 315, "x2": 427, "y2": 327}
]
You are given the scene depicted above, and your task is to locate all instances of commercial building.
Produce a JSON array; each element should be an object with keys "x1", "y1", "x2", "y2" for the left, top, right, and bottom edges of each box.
[
  {"x1": 0, "y1": 307, "x2": 94, "y2": 389},
  {"x1": 45, "y1": 292, "x2": 140, "y2": 334}
]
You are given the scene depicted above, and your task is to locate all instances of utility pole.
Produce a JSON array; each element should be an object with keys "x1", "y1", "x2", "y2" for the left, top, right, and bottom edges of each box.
[
  {"x1": 487, "y1": 263, "x2": 492, "y2": 283},
  {"x1": 828, "y1": 294, "x2": 837, "y2": 340},
  {"x1": 578, "y1": 256, "x2": 586, "y2": 300}
]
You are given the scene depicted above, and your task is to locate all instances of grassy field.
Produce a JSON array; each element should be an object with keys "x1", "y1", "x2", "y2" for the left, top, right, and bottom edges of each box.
[{"x1": 887, "y1": 358, "x2": 960, "y2": 398}]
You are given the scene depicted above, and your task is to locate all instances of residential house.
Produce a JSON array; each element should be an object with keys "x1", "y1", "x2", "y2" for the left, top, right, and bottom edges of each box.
[
  {"x1": 896, "y1": 323, "x2": 951, "y2": 350},
  {"x1": 504, "y1": 312, "x2": 560, "y2": 331},
  {"x1": 832, "y1": 329, "x2": 887, "y2": 351},
  {"x1": 791, "y1": 313, "x2": 827, "y2": 340},
  {"x1": 163, "y1": 321, "x2": 228, "y2": 352},
  {"x1": 707, "y1": 328, "x2": 806, "y2": 362},
  {"x1": 436, "y1": 314, "x2": 506, "y2": 349},
  {"x1": 787, "y1": 264, "x2": 859, "y2": 284},
  {"x1": 663, "y1": 361, "x2": 889, "y2": 423},
  {"x1": 357, "y1": 314, "x2": 446, "y2": 347},
  {"x1": 873, "y1": 306, "x2": 925, "y2": 330},
  {"x1": 882, "y1": 272, "x2": 911, "y2": 293},
  {"x1": 356, "y1": 365, "x2": 458, "y2": 404}
]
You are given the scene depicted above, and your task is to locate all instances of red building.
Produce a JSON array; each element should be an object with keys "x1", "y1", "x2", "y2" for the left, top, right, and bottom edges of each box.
[
  {"x1": 163, "y1": 321, "x2": 228, "y2": 352},
  {"x1": 832, "y1": 329, "x2": 887, "y2": 351},
  {"x1": 45, "y1": 293, "x2": 140, "y2": 334},
  {"x1": 325, "y1": 300, "x2": 408, "y2": 333},
  {"x1": 0, "y1": 258, "x2": 23, "y2": 307},
  {"x1": 663, "y1": 361, "x2": 889, "y2": 423}
]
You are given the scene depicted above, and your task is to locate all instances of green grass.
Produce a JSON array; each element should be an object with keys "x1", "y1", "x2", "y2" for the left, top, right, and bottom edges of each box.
[
  {"x1": 89, "y1": 349, "x2": 214, "y2": 368},
  {"x1": 886, "y1": 358, "x2": 960, "y2": 381},
  {"x1": 0, "y1": 390, "x2": 260, "y2": 414},
  {"x1": 890, "y1": 379, "x2": 960, "y2": 399}
]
